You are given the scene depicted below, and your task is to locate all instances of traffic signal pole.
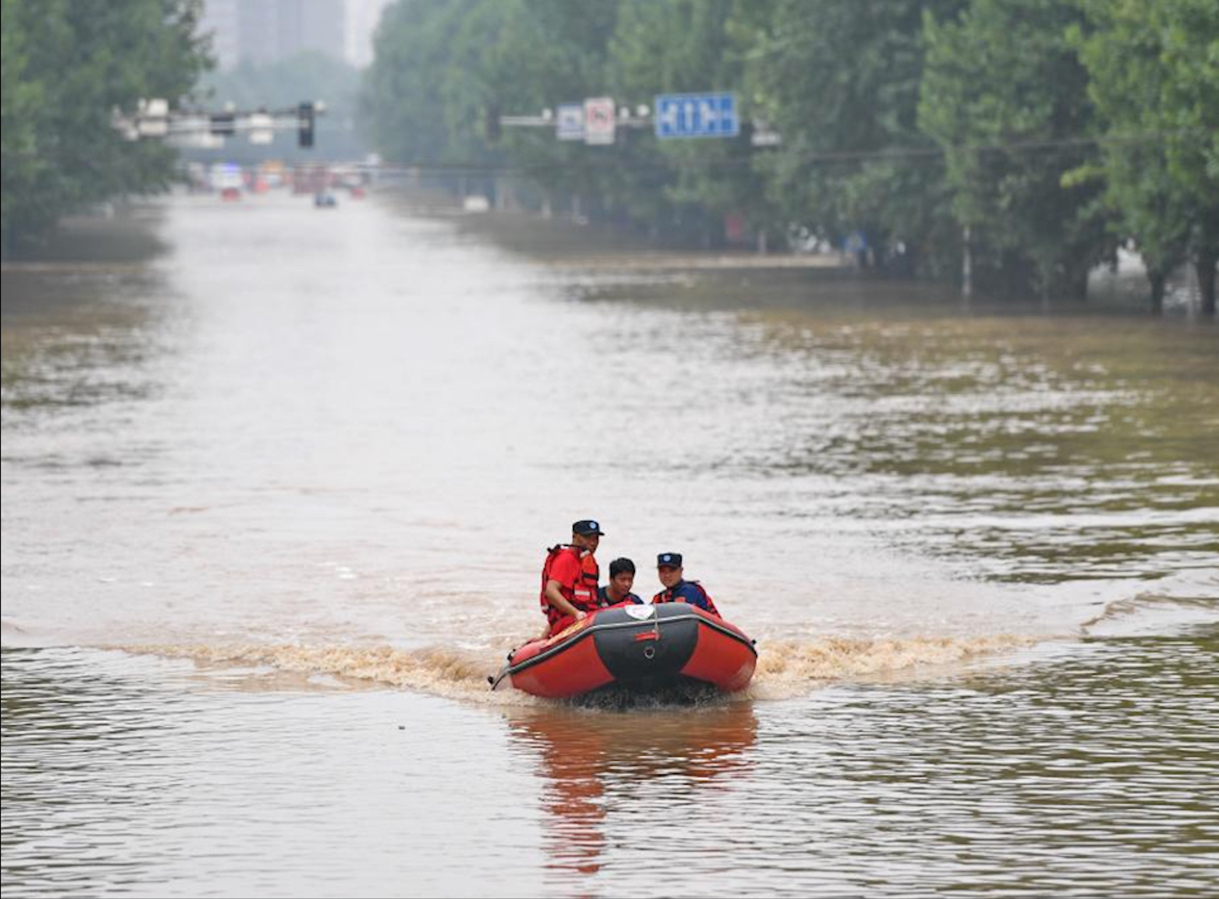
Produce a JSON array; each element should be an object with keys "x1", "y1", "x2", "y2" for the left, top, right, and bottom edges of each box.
[{"x1": 111, "y1": 99, "x2": 326, "y2": 148}]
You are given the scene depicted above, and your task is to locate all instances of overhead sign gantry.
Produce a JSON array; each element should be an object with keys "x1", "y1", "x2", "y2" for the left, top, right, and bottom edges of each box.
[{"x1": 499, "y1": 92, "x2": 775, "y2": 146}]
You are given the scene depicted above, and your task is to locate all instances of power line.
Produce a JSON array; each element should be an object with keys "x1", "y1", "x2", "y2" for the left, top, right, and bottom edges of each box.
[{"x1": 368, "y1": 128, "x2": 1202, "y2": 177}]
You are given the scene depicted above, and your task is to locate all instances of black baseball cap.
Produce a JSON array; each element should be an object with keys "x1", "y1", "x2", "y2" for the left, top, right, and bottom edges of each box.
[
  {"x1": 572, "y1": 519, "x2": 606, "y2": 536},
  {"x1": 657, "y1": 552, "x2": 683, "y2": 568}
]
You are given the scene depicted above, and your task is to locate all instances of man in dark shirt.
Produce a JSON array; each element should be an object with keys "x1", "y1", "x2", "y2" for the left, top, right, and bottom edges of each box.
[
  {"x1": 651, "y1": 552, "x2": 720, "y2": 616},
  {"x1": 598, "y1": 557, "x2": 643, "y2": 606}
]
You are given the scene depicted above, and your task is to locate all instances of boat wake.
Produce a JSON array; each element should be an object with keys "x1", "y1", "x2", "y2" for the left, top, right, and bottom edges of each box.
[
  {"x1": 1078, "y1": 591, "x2": 1218, "y2": 637},
  {"x1": 747, "y1": 634, "x2": 1036, "y2": 699},
  {"x1": 117, "y1": 641, "x2": 529, "y2": 703},
  {"x1": 117, "y1": 632, "x2": 1039, "y2": 703}
]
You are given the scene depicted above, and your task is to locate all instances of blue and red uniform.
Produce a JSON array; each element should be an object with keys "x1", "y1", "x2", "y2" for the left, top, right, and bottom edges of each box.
[{"x1": 652, "y1": 580, "x2": 720, "y2": 616}]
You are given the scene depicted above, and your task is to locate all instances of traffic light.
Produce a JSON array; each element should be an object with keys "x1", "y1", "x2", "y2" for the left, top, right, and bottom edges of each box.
[
  {"x1": 298, "y1": 102, "x2": 315, "y2": 149},
  {"x1": 485, "y1": 105, "x2": 501, "y2": 143}
]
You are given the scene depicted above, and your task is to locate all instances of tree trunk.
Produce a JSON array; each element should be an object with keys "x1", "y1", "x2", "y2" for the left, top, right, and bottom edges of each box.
[
  {"x1": 1148, "y1": 270, "x2": 1166, "y2": 315},
  {"x1": 961, "y1": 225, "x2": 972, "y2": 302},
  {"x1": 1196, "y1": 252, "x2": 1217, "y2": 318},
  {"x1": 1071, "y1": 268, "x2": 1089, "y2": 303}
]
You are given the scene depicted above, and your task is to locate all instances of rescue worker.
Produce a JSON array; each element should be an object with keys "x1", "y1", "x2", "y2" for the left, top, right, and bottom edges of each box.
[
  {"x1": 652, "y1": 552, "x2": 720, "y2": 616},
  {"x1": 538, "y1": 519, "x2": 604, "y2": 638},
  {"x1": 598, "y1": 557, "x2": 644, "y2": 606}
]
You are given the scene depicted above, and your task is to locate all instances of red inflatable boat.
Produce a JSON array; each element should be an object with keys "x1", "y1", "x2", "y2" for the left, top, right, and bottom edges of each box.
[{"x1": 490, "y1": 603, "x2": 757, "y2": 699}]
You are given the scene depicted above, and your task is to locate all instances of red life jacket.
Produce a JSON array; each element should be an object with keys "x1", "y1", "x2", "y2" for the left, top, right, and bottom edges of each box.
[
  {"x1": 539, "y1": 545, "x2": 600, "y2": 628},
  {"x1": 652, "y1": 580, "x2": 720, "y2": 617}
]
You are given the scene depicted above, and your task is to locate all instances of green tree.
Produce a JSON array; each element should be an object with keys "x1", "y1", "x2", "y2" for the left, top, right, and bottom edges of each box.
[
  {"x1": 364, "y1": 0, "x2": 772, "y2": 246},
  {"x1": 1, "y1": 0, "x2": 44, "y2": 246},
  {"x1": 606, "y1": 0, "x2": 773, "y2": 248},
  {"x1": 1069, "y1": 0, "x2": 1219, "y2": 315},
  {"x1": 919, "y1": 0, "x2": 1111, "y2": 302},
  {"x1": 1, "y1": 0, "x2": 210, "y2": 251},
  {"x1": 481, "y1": 1, "x2": 623, "y2": 218},
  {"x1": 358, "y1": 0, "x2": 1215, "y2": 302},
  {"x1": 361, "y1": 0, "x2": 481, "y2": 165},
  {"x1": 746, "y1": 0, "x2": 963, "y2": 274},
  {"x1": 362, "y1": 1, "x2": 627, "y2": 216}
]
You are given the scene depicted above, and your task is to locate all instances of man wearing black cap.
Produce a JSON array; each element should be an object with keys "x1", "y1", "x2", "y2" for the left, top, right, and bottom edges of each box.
[
  {"x1": 652, "y1": 552, "x2": 721, "y2": 616},
  {"x1": 537, "y1": 519, "x2": 605, "y2": 637}
]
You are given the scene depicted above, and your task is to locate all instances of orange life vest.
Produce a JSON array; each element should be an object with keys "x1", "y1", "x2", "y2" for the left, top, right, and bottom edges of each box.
[{"x1": 539, "y1": 544, "x2": 600, "y2": 628}]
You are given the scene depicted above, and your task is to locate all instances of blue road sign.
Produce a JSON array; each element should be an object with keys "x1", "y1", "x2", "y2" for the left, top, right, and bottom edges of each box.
[
  {"x1": 556, "y1": 103, "x2": 584, "y2": 141},
  {"x1": 654, "y1": 92, "x2": 739, "y2": 139}
]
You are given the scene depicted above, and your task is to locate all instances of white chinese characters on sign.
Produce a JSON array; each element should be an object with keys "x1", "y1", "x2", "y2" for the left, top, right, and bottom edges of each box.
[{"x1": 654, "y1": 92, "x2": 739, "y2": 139}]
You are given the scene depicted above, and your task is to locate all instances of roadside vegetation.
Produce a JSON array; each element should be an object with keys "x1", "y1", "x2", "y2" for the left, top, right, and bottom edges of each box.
[
  {"x1": 2, "y1": 0, "x2": 1214, "y2": 314},
  {"x1": 1, "y1": 0, "x2": 209, "y2": 254},
  {"x1": 361, "y1": 0, "x2": 1218, "y2": 314}
]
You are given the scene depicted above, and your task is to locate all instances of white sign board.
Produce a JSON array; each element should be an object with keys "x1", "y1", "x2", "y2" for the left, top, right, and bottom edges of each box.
[
  {"x1": 248, "y1": 113, "x2": 274, "y2": 145},
  {"x1": 556, "y1": 103, "x2": 584, "y2": 141},
  {"x1": 583, "y1": 96, "x2": 615, "y2": 145}
]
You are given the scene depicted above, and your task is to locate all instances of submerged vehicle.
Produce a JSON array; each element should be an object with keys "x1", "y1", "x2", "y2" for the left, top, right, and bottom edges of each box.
[{"x1": 490, "y1": 603, "x2": 757, "y2": 699}]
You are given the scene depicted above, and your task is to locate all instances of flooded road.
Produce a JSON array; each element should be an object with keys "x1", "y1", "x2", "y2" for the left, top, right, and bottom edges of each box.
[{"x1": 2, "y1": 191, "x2": 1217, "y2": 897}]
